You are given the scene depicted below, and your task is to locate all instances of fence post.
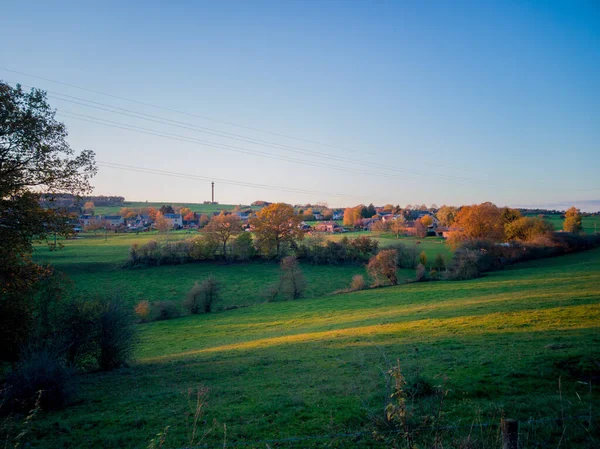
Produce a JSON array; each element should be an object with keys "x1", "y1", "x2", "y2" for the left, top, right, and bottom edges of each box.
[{"x1": 501, "y1": 418, "x2": 518, "y2": 449}]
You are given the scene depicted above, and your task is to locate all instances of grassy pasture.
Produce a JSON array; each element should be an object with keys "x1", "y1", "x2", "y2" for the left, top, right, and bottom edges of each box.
[
  {"x1": 92, "y1": 201, "x2": 253, "y2": 216},
  {"x1": 527, "y1": 214, "x2": 600, "y2": 235},
  {"x1": 27, "y1": 248, "x2": 600, "y2": 448},
  {"x1": 33, "y1": 232, "x2": 418, "y2": 309}
]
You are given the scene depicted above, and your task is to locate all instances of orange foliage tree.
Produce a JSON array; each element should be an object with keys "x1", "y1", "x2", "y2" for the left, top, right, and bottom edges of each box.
[
  {"x1": 447, "y1": 202, "x2": 504, "y2": 245},
  {"x1": 250, "y1": 203, "x2": 303, "y2": 256},
  {"x1": 203, "y1": 212, "x2": 243, "y2": 259}
]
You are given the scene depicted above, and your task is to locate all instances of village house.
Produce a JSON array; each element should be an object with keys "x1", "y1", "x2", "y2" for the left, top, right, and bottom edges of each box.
[
  {"x1": 164, "y1": 213, "x2": 183, "y2": 228},
  {"x1": 313, "y1": 221, "x2": 344, "y2": 233},
  {"x1": 104, "y1": 215, "x2": 125, "y2": 228}
]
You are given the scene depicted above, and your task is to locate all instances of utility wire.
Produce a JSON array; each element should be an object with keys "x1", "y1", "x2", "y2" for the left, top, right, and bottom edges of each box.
[
  {"x1": 96, "y1": 161, "x2": 380, "y2": 200},
  {"x1": 41, "y1": 89, "x2": 490, "y2": 185},
  {"x1": 57, "y1": 109, "x2": 497, "y2": 190}
]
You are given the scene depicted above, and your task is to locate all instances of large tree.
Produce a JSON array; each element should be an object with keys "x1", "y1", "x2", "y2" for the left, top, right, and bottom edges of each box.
[
  {"x1": 448, "y1": 202, "x2": 504, "y2": 244},
  {"x1": 203, "y1": 212, "x2": 243, "y2": 259},
  {"x1": 563, "y1": 206, "x2": 583, "y2": 234},
  {"x1": 1, "y1": 81, "x2": 96, "y2": 359},
  {"x1": 250, "y1": 203, "x2": 303, "y2": 257}
]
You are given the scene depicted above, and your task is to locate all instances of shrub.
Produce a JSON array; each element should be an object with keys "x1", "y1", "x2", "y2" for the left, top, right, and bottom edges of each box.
[
  {"x1": 200, "y1": 275, "x2": 221, "y2": 313},
  {"x1": 96, "y1": 296, "x2": 136, "y2": 370},
  {"x1": 386, "y1": 242, "x2": 418, "y2": 268},
  {"x1": 349, "y1": 274, "x2": 366, "y2": 291},
  {"x1": 280, "y1": 256, "x2": 307, "y2": 300},
  {"x1": 57, "y1": 296, "x2": 100, "y2": 369},
  {"x1": 232, "y1": 232, "x2": 255, "y2": 261},
  {"x1": 433, "y1": 253, "x2": 446, "y2": 271},
  {"x1": 415, "y1": 263, "x2": 427, "y2": 282},
  {"x1": 151, "y1": 301, "x2": 181, "y2": 321},
  {"x1": 418, "y1": 251, "x2": 427, "y2": 266},
  {"x1": 183, "y1": 282, "x2": 204, "y2": 314},
  {"x1": 134, "y1": 300, "x2": 151, "y2": 323},
  {"x1": 444, "y1": 248, "x2": 484, "y2": 280},
  {"x1": 1, "y1": 345, "x2": 73, "y2": 412},
  {"x1": 261, "y1": 282, "x2": 281, "y2": 302},
  {"x1": 367, "y1": 250, "x2": 399, "y2": 286}
]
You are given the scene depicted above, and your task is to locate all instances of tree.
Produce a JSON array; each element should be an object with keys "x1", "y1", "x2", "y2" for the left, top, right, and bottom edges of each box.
[
  {"x1": 414, "y1": 219, "x2": 427, "y2": 238},
  {"x1": 198, "y1": 213, "x2": 210, "y2": 227},
  {"x1": 367, "y1": 250, "x2": 398, "y2": 286},
  {"x1": 563, "y1": 206, "x2": 583, "y2": 234},
  {"x1": 343, "y1": 207, "x2": 356, "y2": 226},
  {"x1": 203, "y1": 212, "x2": 242, "y2": 259},
  {"x1": 303, "y1": 207, "x2": 315, "y2": 221},
  {"x1": 83, "y1": 201, "x2": 95, "y2": 214},
  {"x1": 433, "y1": 253, "x2": 446, "y2": 271},
  {"x1": 420, "y1": 215, "x2": 433, "y2": 228},
  {"x1": 250, "y1": 203, "x2": 304, "y2": 257},
  {"x1": 505, "y1": 216, "x2": 553, "y2": 241},
  {"x1": 390, "y1": 219, "x2": 406, "y2": 239},
  {"x1": 448, "y1": 202, "x2": 504, "y2": 244},
  {"x1": 501, "y1": 207, "x2": 522, "y2": 225},
  {"x1": 183, "y1": 211, "x2": 196, "y2": 221},
  {"x1": 159, "y1": 205, "x2": 174, "y2": 215},
  {"x1": 179, "y1": 207, "x2": 192, "y2": 217},
  {"x1": 148, "y1": 207, "x2": 159, "y2": 221},
  {"x1": 436, "y1": 205, "x2": 457, "y2": 227},
  {"x1": 119, "y1": 207, "x2": 136, "y2": 219},
  {"x1": 371, "y1": 220, "x2": 389, "y2": 234},
  {"x1": 419, "y1": 251, "x2": 427, "y2": 266},
  {"x1": 154, "y1": 212, "x2": 170, "y2": 234},
  {"x1": 1, "y1": 82, "x2": 96, "y2": 359},
  {"x1": 279, "y1": 256, "x2": 306, "y2": 300},
  {"x1": 383, "y1": 204, "x2": 394, "y2": 212},
  {"x1": 366, "y1": 203, "x2": 377, "y2": 218}
]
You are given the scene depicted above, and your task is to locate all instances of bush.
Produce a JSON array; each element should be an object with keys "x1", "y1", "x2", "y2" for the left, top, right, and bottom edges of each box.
[
  {"x1": 134, "y1": 300, "x2": 151, "y2": 323},
  {"x1": 367, "y1": 250, "x2": 399, "y2": 286},
  {"x1": 415, "y1": 263, "x2": 427, "y2": 282},
  {"x1": 280, "y1": 256, "x2": 307, "y2": 300},
  {"x1": 151, "y1": 301, "x2": 181, "y2": 321},
  {"x1": 183, "y1": 282, "x2": 204, "y2": 314},
  {"x1": 445, "y1": 248, "x2": 485, "y2": 280},
  {"x1": 96, "y1": 296, "x2": 136, "y2": 370},
  {"x1": 261, "y1": 282, "x2": 281, "y2": 302},
  {"x1": 199, "y1": 275, "x2": 221, "y2": 312},
  {"x1": 433, "y1": 253, "x2": 446, "y2": 271},
  {"x1": 349, "y1": 274, "x2": 366, "y2": 291},
  {"x1": 232, "y1": 232, "x2": 255, "y2": 261},
  {"x1": 1, "y1": 345, "x2": 73, "y2": 412},
  {"x1": 386, "y1": 242, "x2": 418, "y2": 268},
  {"x1": 56, "y1": 296, "x2": 100, "y2": 369},
  {"x1": 418, "y1": 251, "x2": 427, "y2": 266}
]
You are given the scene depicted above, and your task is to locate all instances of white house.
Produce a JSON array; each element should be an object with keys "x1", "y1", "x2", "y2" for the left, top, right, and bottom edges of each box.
[{"x1": 164, "y1": 213, "x2": 183, "y2": 228}]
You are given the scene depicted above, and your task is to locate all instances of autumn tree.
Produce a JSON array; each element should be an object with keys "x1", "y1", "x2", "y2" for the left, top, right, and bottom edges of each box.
[
  {"x1": 83, "y1": 201, "x2": 95, "y2": 214},
  {"x1": 279, "y1": 256, "x2": 306, "y2": 300},
  {"x1": 420, "y1": 215, "x2": 434, "y2": 228},
  {"x1": 321, "y1": 208, "x2": 334, "y2": 220},
  {"x1": 505, "y1": 217, "x2": 554, "y2": 241},
  {"x1": 367, "y1": 249, "x2": 398, "y2": 286},
  {"x1": 198, "y1": 213, "x2": 210, "y2": 227},
  {"x1": 501, "y1": 207, "x2": 522, "y2": 225},
  {"x1": 203, "y1": 212, "x2": 243, "y2": 259},
  {"x1": 250, "y1": 203, "x2": 303, "y2": 257},
  {"x1": 179, "y1": 207, "x2": 192, "y2": 217},
  {"x1": 414, "y1": 219, "x2": 428, "y2": 238},
  {"x1": 383, "y1": 204, "x2": 394, "y2": 212},
  {"x1": 303, "y1": 207, "x2": 315, "y2": 221},
  {"x1": 563, "y1": 206, "x2": 583, "y2": 234},
  {"x1": 154, "y1": 212, "x2": 170, "y2": 234},
  {"x1": 371, "y1": 220, "x2": 389, "y2": 234},
  {"x1": 390, "y1": 219, "x2": 406, "y2": 239},
  {"x1": 119, "y1": 207, "x2": 137, "y2": 219},
  {"x1": 436, "y1": 206, "x2": 457, "y2": 227},
  {"x1": 148, "y1": 207, "x2": 158, "y2": 221},
  {"x1": 0, "y1": 82, "x2": 96, "y2": 360},
  {"x1": 184, "y1": 211, "x2": 196, "y2": 221},
  {"x1": 448, "y1": 202, "x2": 504, "y2": 244},
  {"x1": 343, "y1": 207, "x2": 355, "y2": 226}
]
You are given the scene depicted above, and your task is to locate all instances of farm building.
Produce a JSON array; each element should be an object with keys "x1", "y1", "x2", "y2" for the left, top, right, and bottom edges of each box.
[{"x1": 313, "y1": 221, "x2": 344, "y2": 233}]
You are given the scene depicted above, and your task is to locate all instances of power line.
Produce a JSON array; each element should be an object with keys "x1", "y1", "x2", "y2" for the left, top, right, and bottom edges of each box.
[
  {"x1": 44, "y1": 90, "x2": 495, "y2": 186},
  {"x1": 0, "y1": 67, "x2": 375, "y2": 156},
  {"x1": 96, "y1": 161, "x2": 379, "y2": 200},
  {"x1": 2, "y1": 69, "x2": 491, "y2": 178},
  {"x1": 57, "y1": 109, "x2": 498, "y2": 190}
]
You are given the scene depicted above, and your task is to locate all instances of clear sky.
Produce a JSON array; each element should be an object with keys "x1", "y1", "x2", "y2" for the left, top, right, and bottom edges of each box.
[{"x1": 1, "y1": 0, "x2": 599, "y2": 209}]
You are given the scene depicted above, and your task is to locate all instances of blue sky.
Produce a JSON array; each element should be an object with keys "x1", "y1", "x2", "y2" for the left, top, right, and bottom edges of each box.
[{"x1": 1, "y1": 1, "x2": 599, "y2": 209}]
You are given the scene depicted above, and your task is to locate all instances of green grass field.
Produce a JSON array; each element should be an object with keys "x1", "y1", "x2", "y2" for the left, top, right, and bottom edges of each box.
[
  {"x1": 92, "y1": 201, "x2": 252, "y2": 216},
  {"x1": 26, "y1": 247, "x2": 600, "y2": 448},
  {"x1": 528, "y1": 214, "x2": 600, "y2": 235},
  {"x1": 33, "y1": 232, "x2": 420, "y2": 309}
]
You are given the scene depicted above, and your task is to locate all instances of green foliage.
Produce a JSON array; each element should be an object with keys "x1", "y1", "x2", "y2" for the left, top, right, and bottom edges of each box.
[
  {"x1": 17, "y1": 249, "x2": 600, "y2": 448},
  {"x1": 433, "y1": 253, "x2": 446, "y2": 271},
  {"x1": 505, "y1": 216, "x2": 554, "y2": 241},
  {"x1": 418, "y1": 251, "x2": 427, "y2": 266},
  {"x1": 151, "y1": 301, "x2": 181, "y2": 321},
  {"x1": 232, "y1": 232, "x2": 255, "y2": 261}
]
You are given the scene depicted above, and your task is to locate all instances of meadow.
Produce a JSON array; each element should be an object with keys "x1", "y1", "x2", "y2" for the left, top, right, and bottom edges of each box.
[
  {"x1": 25, "y1": 246, "x2": 600, "y2": 448},
  {"x1": 92, "y1": 202, "x2": 249, "y2": 216},
  {"x1": 33, "y1": 231, "x2": 431, "y2": 309}
]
